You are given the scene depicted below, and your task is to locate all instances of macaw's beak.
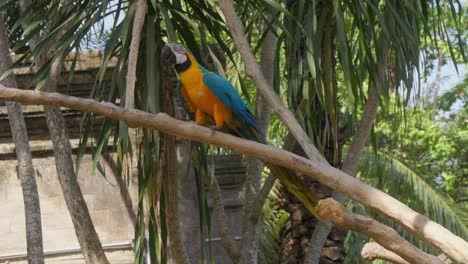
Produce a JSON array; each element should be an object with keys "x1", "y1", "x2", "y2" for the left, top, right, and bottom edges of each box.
[{"x1": 161, "y1": 44, "x2": 176, "y2": 66}]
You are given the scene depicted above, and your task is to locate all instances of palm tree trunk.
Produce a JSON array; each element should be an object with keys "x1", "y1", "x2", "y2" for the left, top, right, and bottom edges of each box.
[{"x1": 0, "y1": 17, "x2": 44, "y2": 264}]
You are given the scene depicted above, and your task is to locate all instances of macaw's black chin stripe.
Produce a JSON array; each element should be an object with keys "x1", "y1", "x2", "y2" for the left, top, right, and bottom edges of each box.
[{"x1": 175, "y1": 58, "x2": 191, "y2": 73}]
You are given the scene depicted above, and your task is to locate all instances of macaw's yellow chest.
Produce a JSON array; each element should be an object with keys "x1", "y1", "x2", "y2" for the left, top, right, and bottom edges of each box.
[
  {"x1": 178, "y1": 65, "x2": 232, "y2": 128},
  {"x1": 179, "y1": 71, "x2": 217, "y2": 114}
]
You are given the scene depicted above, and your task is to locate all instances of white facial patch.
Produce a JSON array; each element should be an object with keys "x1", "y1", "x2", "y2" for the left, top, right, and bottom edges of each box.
[{"x1": 174, "y1": 52, "x2": 187, "y2": 64}]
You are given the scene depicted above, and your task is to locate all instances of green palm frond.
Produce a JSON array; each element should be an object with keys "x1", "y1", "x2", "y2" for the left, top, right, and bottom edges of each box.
[
  {"x1": 258, "y1": 182, "x2": 289, "y2": 264},
  {"x1": 359, "y1": 151, "x2": 468, "y2": 248}
]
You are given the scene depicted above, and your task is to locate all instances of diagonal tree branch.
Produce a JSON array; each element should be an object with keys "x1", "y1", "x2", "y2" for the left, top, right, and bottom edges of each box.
[
  {"x1": 0, "y1": 85, "x2": 466, "y2": 263},
  {"x1": 361, "y1": 242, "x2": 411, "y2": 264},
  {"x1": 219, "y1": 0, "x2": 325, "y2": 165},
  {"x1": 248, "y1": 174, "x2": 276, "y2": 223},
  {"x1": 316, "y1": 198, "x2": 443, "y2": 264},
  {"x1": 360, "y1": 243, "x2": 453, "y2": 264}
]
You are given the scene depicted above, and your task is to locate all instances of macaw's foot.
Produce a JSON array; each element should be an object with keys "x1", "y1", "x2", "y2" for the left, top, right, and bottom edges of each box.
[
  {"x1": 208, "y1": 125, "x2": 221, "y2": 131},
  {"x1": 188, "y1": 120, "x2": 203, "y2": 126}
]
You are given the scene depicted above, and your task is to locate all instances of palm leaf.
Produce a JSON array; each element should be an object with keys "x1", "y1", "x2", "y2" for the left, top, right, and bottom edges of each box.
[
  {"x1": 359, "y1": 150, "x2": 468, "y2": 249},
  {"x1": 257, "y1": 182, "x2": 289, "y2": 264}
]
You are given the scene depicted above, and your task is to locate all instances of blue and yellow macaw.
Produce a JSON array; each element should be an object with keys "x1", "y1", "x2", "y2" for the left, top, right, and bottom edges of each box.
[{"x1": 161, "y1": 43, "x2": 318, "y2": 215}]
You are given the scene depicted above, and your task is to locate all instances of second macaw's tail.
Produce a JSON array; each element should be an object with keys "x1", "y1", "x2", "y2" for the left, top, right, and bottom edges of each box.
[{"x1": 266, "y1": 163, "x2": 320, "y2": 219}]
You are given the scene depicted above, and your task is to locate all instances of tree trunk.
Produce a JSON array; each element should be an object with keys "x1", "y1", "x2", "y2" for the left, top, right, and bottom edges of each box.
[
  {"x1": 0, "y1": 17, "x2": 44, "y2": 264},
  {"x1": 431, "y1": 51, "x2": 445, "y2": 119},
  {"x1": 45, "y1": 105, "x2": 109, "y2": 264}
]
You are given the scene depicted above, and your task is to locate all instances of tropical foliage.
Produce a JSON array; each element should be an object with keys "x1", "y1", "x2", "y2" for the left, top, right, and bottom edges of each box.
[
  {"x1": 343, "y1": 81, "x2": 468, "y2": 262},
  {"x1": 0, "y1": 0, "x2": 466, "y2": 263}
]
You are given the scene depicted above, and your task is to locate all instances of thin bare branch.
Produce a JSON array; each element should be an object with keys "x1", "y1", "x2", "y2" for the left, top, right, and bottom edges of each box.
[
  {"x1": 317, "y1": 198, "x2": 443, "y2": 264},
  {"x1": 0, "y1": 86, "x2": 466, "y2": 262},
  {"x1": 125, "y1": 0, "x2": 147, "y2": 109},
  {"x1": 361, "y1": 242, "x2": 410, "y2": 264},
  {"x1": 248, "y1": 132, "x2": 296, "y2": 222},
  {"x1": 248, "y1": 173, "x2": 276, "y2": 222}
]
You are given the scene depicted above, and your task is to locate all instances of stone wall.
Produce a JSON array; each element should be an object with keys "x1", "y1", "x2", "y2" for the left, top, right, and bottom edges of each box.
[
  {"x1": 207, "y1": 155, "x2": 246, "y2": 264},
  {"x1": 0, "y1": 153, "x2": 137, "y2": 263},
  {"x1": 0, "y1": 51, "x2": 137, "y2": 263}
]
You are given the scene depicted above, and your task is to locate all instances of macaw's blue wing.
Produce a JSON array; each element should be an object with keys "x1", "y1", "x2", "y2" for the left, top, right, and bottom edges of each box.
[{"x1": 201, "y1": 72, "x2": 267, "y2": 143}]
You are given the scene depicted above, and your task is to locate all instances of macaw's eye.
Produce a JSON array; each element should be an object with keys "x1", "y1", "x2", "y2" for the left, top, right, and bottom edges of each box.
[{"x1": 173, "y1": 44, "x2": 186, "y2": 54}]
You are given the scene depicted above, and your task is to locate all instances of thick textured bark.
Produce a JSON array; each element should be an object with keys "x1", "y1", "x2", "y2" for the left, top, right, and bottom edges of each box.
[
  {"x1": 163, "y1": 57, "x2": 200, "y2": 262},
  {"x1": 161, "y1": 132, "x2": 191, "y2": 264},
  {"x1": 1, "y1": 86, "x2": 468, "y2": 263},
  {"x1": 175, "y1": 139, "x2": 201, "y2": 261},
  {"x1": 0, "y1": 18, "x2": 44, "y2": 264},
  {"x1": 45, "y1": 105, "x2": 109, "y2": 264}
]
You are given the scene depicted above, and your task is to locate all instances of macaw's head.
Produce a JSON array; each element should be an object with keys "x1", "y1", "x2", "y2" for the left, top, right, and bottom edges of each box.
[{"x1": 161, "y1": 43, "x2": 191, "y2": 72}]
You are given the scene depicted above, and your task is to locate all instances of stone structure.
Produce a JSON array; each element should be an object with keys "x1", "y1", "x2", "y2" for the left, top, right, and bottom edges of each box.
[{"x1": 207, "y1": 155, "x2": 246, "y2": 264}]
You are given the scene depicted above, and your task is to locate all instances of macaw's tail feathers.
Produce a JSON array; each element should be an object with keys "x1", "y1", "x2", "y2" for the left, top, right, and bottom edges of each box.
[
  {"x1": 227, "y1": 122, "x2": 320, "y2": 218},
  {"x1": 266, "y1": 163, "x2": 320, "y2": 219}
]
